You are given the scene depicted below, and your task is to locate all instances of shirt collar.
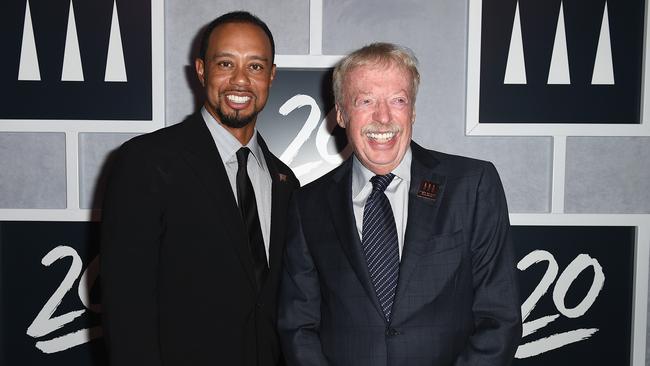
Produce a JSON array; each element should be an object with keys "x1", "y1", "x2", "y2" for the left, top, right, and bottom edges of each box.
[
  {"x1": 352, "y1": 147, "x2": 412, "y2": 199},
  {"x1": 201, "y1": 107, "x2": 265, "y2": 168}
]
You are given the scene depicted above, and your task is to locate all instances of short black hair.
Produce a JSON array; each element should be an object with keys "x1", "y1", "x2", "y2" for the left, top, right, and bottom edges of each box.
[{"x1": 198, "y1": 11, "x2": 275, "y2": 64}]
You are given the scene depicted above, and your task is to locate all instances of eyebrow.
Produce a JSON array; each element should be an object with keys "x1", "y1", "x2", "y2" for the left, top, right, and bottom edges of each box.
[{"x1": 211, "y1": 52, "x2": 270, "y2": 63}]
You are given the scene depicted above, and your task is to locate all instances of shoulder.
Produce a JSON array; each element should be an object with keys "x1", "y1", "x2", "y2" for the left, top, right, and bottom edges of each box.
[
  {"x1": 256, "y1": 134, "x2": 301, "y2": 188},
  {"x1": 296, "y1": 160, "x2": 349, "y2": 199},
  {"x1": 266, "y1": 152, "x2": 294, "y2": 176},
  {"x1": 118, "y1": 114, "x2": 201, "y2": 158},
  {"x1": 267, "y1": 153, "x2": 301, "y2": 188},
  {"x1": 412, "y1": 142, "x2": 498, "y2": 179},
  {"x1": 412, "y1": 143, "x2": 506, "y2": 206}
]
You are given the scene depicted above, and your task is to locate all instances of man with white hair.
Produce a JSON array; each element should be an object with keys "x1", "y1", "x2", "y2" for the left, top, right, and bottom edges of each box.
[{"x1": 278, "y1": 42, "x2": 521, "y2": 366}]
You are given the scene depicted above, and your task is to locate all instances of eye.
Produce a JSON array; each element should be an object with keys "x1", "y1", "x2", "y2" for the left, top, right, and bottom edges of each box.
[
  {"x1": 393, "y1": 97, "x2": 408, "y2": 105},
  {"x1": 249, "y1": 63, "x2": 264, "y2": 71},
  {"x1": 217, "y1": 60, "x2": 233, "y2": 69}
]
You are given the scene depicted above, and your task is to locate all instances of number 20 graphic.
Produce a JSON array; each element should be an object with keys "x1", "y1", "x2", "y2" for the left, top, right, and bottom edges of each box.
[
  {"x1": 277, "y1": 94, "x2": 353, "y2": 180},
  {"x1": 26, "y1": 246, "x2": 101, "y2": 354},
  {"x1": 515, "y1": 250, "x2": 605, "y2": 358}
]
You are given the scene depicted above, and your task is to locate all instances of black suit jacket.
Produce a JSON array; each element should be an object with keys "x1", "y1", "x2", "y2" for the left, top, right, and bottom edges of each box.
[
  {"x1": 278, "y1": 142, "x2": 521, "y2": 366},
  {"x1": 100, "y1": 112, "x2": 298, "y2": 366}
]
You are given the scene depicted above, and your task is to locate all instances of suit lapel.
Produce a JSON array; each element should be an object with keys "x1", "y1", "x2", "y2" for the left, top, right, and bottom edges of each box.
[
  {"x1": 258, "y1": 135, "x2": 291, "y2": 276},
  {"x1": 328, "y1": 160, "x2": 386, "y2": 321},
  {"x1": 393, "y1": 143, "x2": 447, "y2": 320},
  {"x1": 178, "y1": 114, "x2": 257, "y2": 291}
]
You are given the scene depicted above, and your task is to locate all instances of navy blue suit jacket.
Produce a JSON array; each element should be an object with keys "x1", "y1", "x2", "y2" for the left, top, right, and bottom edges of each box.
[{"x1": 278, "y1": 142, "x2": 521, "y2": 366}]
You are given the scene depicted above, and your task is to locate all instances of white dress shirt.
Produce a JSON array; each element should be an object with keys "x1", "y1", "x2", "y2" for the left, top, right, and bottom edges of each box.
[
  {"x1": 351, "y1": 148, "x2": 412, "y2": 260},
  {"x1": 201, "y1": 107, "x2": 273, "y2": 262}
]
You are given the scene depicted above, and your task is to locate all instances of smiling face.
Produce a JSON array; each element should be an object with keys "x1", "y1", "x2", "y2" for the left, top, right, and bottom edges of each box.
[
  {"x1": 195, "y1": 22, "x2": 276, "y2": 143},
  {"x1": 336, "y1": 63, "x2": 415, "y2": 175}
]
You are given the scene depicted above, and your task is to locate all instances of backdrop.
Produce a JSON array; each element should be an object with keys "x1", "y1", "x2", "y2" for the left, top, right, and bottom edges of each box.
[{"x1": 1, "y1": 0, "x2": 649, "y2": 365}]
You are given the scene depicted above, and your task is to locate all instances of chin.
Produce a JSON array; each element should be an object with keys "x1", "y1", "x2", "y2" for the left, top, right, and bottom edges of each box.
[
  {"x1": 368, "y1": 150, "x2": 399, "y2": 164},
  {"x1": 216, "y1": 109, "x2": 257, "y2": 129}
]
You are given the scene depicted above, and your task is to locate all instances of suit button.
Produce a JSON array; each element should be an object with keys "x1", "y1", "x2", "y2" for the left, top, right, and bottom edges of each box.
[{"x1": 385, "y1": 328, "x2": 400, "y2": 336}]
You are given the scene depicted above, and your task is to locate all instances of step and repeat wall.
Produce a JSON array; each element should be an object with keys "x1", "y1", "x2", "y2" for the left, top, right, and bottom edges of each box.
[{"x1": 2, "y1": 0, "x2": 650, "y2": 365}]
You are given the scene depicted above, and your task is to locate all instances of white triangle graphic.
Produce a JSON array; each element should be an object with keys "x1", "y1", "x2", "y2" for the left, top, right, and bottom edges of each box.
[
  {"x1": 547, "y1": 1, "x2": 570, "y2": 84},
  {"x1": 18, "y1": 0, "x2": 41, "y2": 81},
  {"x1": 591, "y1": 2, "x2": 615, "y2": 84},
  {"x1": 504, "y1": 1, "x2": 527, "y2": 84},
  {"x1": 105, "y1": 0, "x2": 127, "y2": 82},
  {"x1": 61, "y1": 0, "x2": 84, "y2": 81}
]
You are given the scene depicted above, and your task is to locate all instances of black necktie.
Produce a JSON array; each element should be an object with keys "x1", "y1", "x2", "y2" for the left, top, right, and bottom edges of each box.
[
  {"x1": 236, "y1": 147, "x2": 269, "y2": 292},
  {"x1": 362, "y1": 174, "x2": 399, "y2": 322}
]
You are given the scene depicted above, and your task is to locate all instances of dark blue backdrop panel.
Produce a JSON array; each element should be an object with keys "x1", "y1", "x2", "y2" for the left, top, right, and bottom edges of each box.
[
  {"x1": 512, "y1": 226, "x2": 634, "y2": 365},
  {"x1": 1, "y1": 222, "x2": 105, "y2": 366},
  {"x1": 0, "y1": 0, "x2": 152, "y2": 120},
  {"x1": 479, "y1": 0, "x2": 645, "y2": 123}
]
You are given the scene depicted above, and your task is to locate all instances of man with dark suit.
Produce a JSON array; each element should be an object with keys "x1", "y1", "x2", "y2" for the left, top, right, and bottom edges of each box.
[
  {"x1": 101, "y1": 11, "x2": 298, "y2": 366},
  {"x1": 278, "y1": 43, "x2": 521, "y2": 366}
]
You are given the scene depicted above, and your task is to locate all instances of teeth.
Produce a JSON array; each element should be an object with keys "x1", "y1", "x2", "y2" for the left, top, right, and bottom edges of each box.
[
  {"x1": 226, "y1": 95, "x2": 251, "y2": 104},
  {"x1": 367, "y1": 132, "x2": 396, "y2": 141}
]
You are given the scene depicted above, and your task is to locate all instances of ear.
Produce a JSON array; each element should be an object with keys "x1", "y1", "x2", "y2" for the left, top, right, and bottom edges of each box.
[
  {"x1": 335, "y1": 104, "x2": 346, "y2": 128},
  {"x1": 269, "y1": 64, "x2": 277, "y2": 86},
  {"x1": 195, "y1": 58, "x2": 205, "y2": 86}
]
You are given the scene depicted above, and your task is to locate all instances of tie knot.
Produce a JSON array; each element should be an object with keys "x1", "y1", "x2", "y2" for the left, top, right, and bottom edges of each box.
[
  {"x1": 370, "y1": 174, "x2": 395, "y2": 193},
  {"x1": 236, "y1": 147, "x2": 250, "y2": 168}
]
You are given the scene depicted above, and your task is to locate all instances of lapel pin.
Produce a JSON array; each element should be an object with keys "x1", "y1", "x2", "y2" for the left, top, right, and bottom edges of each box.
[
  {"x1": 278, "y1": 173, "x2": 287, "y2": 182},
  {"x1": 417, "y1": 180, "x2": 439, "y2": 201}
]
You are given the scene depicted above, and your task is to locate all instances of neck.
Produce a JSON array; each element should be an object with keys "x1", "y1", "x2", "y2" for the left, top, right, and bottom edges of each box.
[{"x1": 223, "y1": 123, "x2": 255, "y2": 146}]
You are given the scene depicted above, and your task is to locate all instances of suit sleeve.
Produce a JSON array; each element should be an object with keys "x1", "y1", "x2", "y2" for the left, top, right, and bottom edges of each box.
[
  {"x1": 454, "y1": 163, "x2": 522, "y2": 366},
  {"x1": 100, "y1": 141, "x2": 164, "y2": 366},
  {"x1": 277, "y1": 194, "x2": 330, "y2": 366}
]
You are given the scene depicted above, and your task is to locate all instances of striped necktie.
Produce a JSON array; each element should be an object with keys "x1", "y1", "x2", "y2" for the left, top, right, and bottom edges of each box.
[{"x1": 362, "y1": 173, "x2": 399, "y2": 322}]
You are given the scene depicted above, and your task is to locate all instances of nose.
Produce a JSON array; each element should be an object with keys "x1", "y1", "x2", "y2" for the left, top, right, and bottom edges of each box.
[
  {"x1": 230, "y1": 65, "x2": 251, "y2": 86},
  {"x1": 373, "y1": 100, "x2": 390, "y2": 124}
]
